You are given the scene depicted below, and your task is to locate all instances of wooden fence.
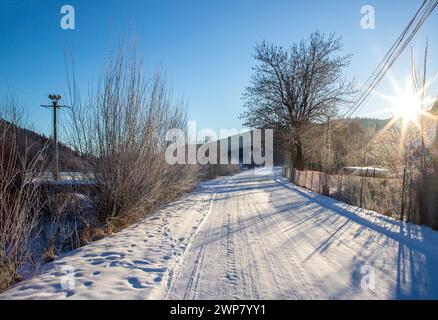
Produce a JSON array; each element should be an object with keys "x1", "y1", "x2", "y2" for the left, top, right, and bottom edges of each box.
[{"x1": 283, "y1": 166, "x2": 408, "y2": 219}]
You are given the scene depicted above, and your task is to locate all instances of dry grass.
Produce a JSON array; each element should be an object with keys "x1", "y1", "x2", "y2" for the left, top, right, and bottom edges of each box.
[
  {"x1": 79, "y1": 226, "x2": 106, "y2": 245},
  {"x1": 0, "y1": 100, "x2": 47, "y2": 291},
  {"x1": 0, "y1": 260, "x2": 22, "y2": 292}
]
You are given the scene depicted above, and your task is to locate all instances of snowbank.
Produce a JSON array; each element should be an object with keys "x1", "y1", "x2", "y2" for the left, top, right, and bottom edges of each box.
[{"x1": 0, "y1": 176, "x2": 226, "y2": 300}]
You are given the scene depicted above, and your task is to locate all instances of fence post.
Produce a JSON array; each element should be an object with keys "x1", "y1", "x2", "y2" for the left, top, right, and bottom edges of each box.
[
  {"x1": 318, "y1": 172, "x2": 321, "y2": 194},
  {"x1": 407, "y1": 177, "x2": 413, "y2": 222},
  {"x1": 338, "y1": 174, "x2": 343, "y2": 196},
  {"x1": 311, "y1": 171, "x2": 314, "y2": 192},
  {"x1": 305, "y1": 171, "x2": 308, "y2": 190},
  {"x1": 321, "y1": 172, "x2": 325, "y2": 196},
  {"x1": 400, "y1": 168, "x2": 407, "y2": 221},
  {"x1": 359, "y1": 168, "x2": 369, "y2": 209}
]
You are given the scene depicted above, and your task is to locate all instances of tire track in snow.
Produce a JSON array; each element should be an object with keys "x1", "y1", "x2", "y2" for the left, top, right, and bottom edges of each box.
[
  {"x1": 245, "y1": 185, "x2": 302, "y2": 299},
  {"x1": 165, "y1": 176, "x2": 234, "y2": 299},
  {"x1": 165, "y1": 193, "x2": 216, "y2": 300},
  {"x1": 225, "y1": 207, "x2": 239, "y2": 298}
]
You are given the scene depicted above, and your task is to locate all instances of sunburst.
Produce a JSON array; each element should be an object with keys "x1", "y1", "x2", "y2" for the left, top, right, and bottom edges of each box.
[
  {"x1": 374, "y1": 74, "x2": 435, "y2": 126},
  {"x1": 361, "y1": 71, "x2": 437, "y2": 156}
]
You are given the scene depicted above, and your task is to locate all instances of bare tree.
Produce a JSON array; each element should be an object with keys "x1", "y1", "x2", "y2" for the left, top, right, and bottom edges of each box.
[
  {"x1": 241, "y1": 31, "x2": 355, "y2": 170},
  {"x1": 0, "y1": 93, "x2": 26, "y2": 128},
  {"x1": 66, "y1": 47, "x2": 198, "y2": 229}
]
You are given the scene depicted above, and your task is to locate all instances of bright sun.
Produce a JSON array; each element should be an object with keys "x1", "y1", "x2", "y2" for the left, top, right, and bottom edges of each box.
[
  {"x1": 391, "y1": 89, "x2": 423, "y2": 123},
  {"x1": 368, "y1": 72, "x2": 436, "y2": 150},
  {"x1": 375, "y1": 75, "x2": 431, "y2": 125}
]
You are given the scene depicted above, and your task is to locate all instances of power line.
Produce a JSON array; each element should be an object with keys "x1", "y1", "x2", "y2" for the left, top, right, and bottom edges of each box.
[{"x1": 342, "y1": 0, "x2": 438, "y2": 120}]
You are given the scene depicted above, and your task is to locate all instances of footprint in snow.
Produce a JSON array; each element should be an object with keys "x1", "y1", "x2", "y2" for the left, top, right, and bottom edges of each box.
[
  {"x1": 100, "y1": 251, "x2": 123, "y2": 257},
  {"x1": 127, "y1": 277, "x2": 147, "y2": 289},
  {"x1": 133, "y1": 260, "x2": 151, "y2": 265},
  {"x1": 91, "y1": 259, "x2": 105, "y2": 265}
]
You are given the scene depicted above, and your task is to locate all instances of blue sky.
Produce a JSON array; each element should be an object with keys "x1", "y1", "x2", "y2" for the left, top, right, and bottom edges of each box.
[{"x1": 0, "y1": 0, "x2": 437, "y2": 138}]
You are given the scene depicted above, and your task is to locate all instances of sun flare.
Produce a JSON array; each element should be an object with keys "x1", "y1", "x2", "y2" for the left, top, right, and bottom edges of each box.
[
  {"x1": 374, "y1": 73, "x2": 436, "y2": 126},
  {"x1": 390, "y1": 89, "x2": 423, "y2": 124}
]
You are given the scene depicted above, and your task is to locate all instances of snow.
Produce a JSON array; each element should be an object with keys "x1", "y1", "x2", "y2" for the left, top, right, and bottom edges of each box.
[
  {"x1": 0, "y1": 176, "x2": 225, "y2": 300},
  {"x1": 2, "y1": 168, "x2": 438, "y2": 300},
  {"x1": 32, "y1": 172, "x2": 95, "y2": 186}
]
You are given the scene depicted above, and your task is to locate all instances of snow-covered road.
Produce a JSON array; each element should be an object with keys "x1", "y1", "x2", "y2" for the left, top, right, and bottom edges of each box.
[{"x1": 2, "y1": 168, "x2": 438, "y2": 299}]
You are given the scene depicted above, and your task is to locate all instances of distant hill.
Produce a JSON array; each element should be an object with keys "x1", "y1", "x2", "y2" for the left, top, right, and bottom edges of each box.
[
  {"x1": 0, "y1": 118, "x2": 83, "y2": 171},
  {"x1": 350, "y1": 117, "x2": 391, "y2": 131}
]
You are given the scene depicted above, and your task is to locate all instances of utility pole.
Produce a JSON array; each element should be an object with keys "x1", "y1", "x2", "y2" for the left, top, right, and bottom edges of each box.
[{"x1": 41, "y1": 94, "x2": 70, "y2": 180}]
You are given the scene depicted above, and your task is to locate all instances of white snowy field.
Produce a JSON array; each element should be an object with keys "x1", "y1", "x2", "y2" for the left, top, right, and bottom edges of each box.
[{"x1": 2, "y1": 168, "x2": 438, "y2": 300}]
